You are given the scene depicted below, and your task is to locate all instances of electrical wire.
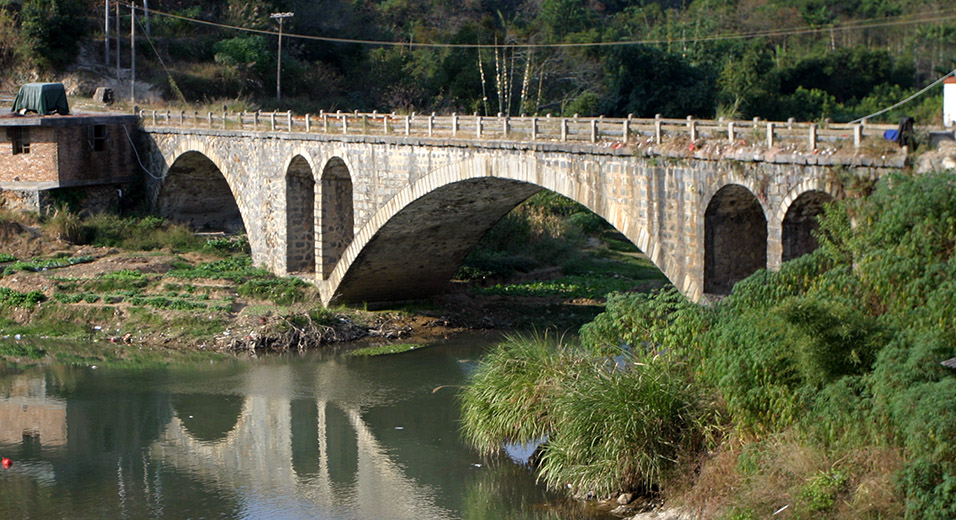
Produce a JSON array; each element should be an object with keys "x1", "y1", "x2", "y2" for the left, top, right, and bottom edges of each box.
[
  {"x1": 118, "y1": 2, "x2": 956, "y2": 50},
  {"x1": 849, "y1": 68, "x2": 956, "y2": 124},
  {"x1": 122, "y1": 125, "x2": 166, "y2": 180}
]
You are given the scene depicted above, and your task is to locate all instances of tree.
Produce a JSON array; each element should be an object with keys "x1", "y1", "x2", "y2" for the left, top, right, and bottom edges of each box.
[{"x1": 17, "y1": 0, "x2": 86, "y2": 71}]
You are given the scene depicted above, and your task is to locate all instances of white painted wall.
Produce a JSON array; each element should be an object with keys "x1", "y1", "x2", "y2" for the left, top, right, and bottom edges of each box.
[{"x1": 944, "y1": 79, "x2": 956, "y2": 127}]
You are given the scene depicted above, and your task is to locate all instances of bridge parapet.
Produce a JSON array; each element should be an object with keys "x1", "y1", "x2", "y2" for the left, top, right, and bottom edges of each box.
[{"x1": 139, "y1": 109, "x2": 907, "y2": 168}]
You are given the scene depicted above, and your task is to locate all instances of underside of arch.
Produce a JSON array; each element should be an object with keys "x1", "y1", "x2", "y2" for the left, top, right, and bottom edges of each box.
[
  {"x1": 330, "y1": 177, "x2": 541, "y2": 304},
  {"x1": 782, "y1": 190, "x2": 833, "y2": 262},
  {"x1": 705, "y1": 184, "x2": 767, "y2": 295},
  {"x1": 158, "y1": 151, "x2": 245, "y2": 233}
]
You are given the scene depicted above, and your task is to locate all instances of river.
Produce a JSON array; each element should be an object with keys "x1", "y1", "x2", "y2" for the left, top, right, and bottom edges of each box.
[{"x1": 0, "y1": 332, "x2": 612, "y2": 519}]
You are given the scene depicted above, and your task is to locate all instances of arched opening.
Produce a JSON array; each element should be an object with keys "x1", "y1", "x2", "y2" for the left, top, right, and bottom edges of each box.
[
  {"x1": 331, "y1": 177, "x2": 542, "y2": 304},
  {"x1": 286, "y1": 156, "x2": 315, "y2": 274},
  {"x1": 705, "y1": 184, "x2": 767, "y2": 295},
  {"x1": 782, "y1": 190, "x2": 833, "y2": 262},
  {"x1": 158, "y1": 151, "x2": 244, "y2": 232},
  {"x1": 319, "y1": 158, "x2": 354, "y2": 280}
]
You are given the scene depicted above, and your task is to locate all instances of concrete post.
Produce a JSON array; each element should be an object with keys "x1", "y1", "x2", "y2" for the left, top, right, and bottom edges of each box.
[
  {"x1": 728, "y1": 121, "x2": 735, "y2": 143},
  {"x1": 207, "y1": 112, "x2": 213, "y2": 128},
  {"x1": 405, "y1": 115, "x2": 410, "y2": 136},
  {"x1": 452, "y1": 113, "x2": 458, "y2": 136},
  {"x1": 305, "y1": 113, "x2": 311, "y2": 133},
  {"x1": 622, "y1": 118, "x2": 629, "y2": 142},
  {"x1": 809, "y1": 123, "x2": 818, "y2": 150},
  {"x1": 590, "y1": 119, "x2": 597, "y2": 143},
  {"x1": 287, "y1": 111, "x2": 293, "y2": 131},
  {"x1": 853, "y1": 124, "x2": 862, "y2": 148},
  {"x1": 787, "y1": 117, "x2": 795, "y2": 130},
  {"x1": 655, "y1": 119, "x2": 662, "y2": 145},
  {"x1": 531, "y1": 117, "x2": 537, "y2": 141},
  {"x1": 561, "y1": 118, "x2": 568, "y2": 142},
  {"x1": 270, "y1": 112, "x2": 276, "y2": 131},
  {"x1": 429, "y1": 113, "x2": 435, "y2": 137},
  {"x1": 688, "y1": 118, "x2": 697, "y2": 142},
  {"x1": 323, "y1": 112, "x2": 328, "y2": 132},
  {"x1": 476, "y1": 116, "x2": 482, "y2": 138},
  {"x1": 342, "y1": 114, "x2": 348, "y2": 134},
  {"x1": 503, "y1": 116, "x2": 509, "y2": 138},
  {"x1": 766, "y1": 122, "x2": 774, "y2": 148},
  {"x1": 383, "y1": 115, "x2": 389, "y2": 134},
  {"x1": 151, "y1": 110, "x2": 156, "y2": 125}
]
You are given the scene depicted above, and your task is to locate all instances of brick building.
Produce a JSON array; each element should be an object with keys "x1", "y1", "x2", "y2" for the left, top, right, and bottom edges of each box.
[{"x1": 0, "y1": 113, "x2": 139, "y2": 212}]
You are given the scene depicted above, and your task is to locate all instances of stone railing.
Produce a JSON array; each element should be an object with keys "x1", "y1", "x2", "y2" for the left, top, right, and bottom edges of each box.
[{"x1": 139, "y1": 108, "x2": 905, "y2": 156}]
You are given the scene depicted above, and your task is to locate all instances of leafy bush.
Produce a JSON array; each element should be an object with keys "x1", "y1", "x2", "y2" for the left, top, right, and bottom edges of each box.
[{"x1": 0, "y1": 287, "x2": 45, "y2": 307}]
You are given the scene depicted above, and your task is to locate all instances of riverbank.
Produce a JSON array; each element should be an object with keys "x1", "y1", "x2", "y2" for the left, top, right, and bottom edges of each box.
[
  {"x1": 460, "y1": 171, "x2": 956, "y2": 520},
  {"x1": 0, "y1": 207, "x2": 660, "y2": 366}
]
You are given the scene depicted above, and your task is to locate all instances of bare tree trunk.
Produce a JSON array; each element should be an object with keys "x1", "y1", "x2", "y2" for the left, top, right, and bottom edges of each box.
[
  {"x1": 478, "y1": 48, "x2": 489, "y2": 116},
  {"x1": 520, "y1": 49, "x2": 532, "y2": 116},
  {"x1": 494, "y1": 38, "x2": 504, "y2": 115}
]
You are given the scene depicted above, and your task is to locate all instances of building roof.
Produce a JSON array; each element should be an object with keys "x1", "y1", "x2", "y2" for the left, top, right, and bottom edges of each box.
[{"x1": 0, "y1": 112, "x2": 137, "y2": 127}]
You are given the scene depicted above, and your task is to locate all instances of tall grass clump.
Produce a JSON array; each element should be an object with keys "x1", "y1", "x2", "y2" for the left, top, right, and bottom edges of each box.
[
  {"x1": 540, "y1": 355, "x2": 704, "y2": 495},
  {"x1": 461, "y1": 330, "x2": 707, "y2": 496},
  {"x1": 44, "y1": 207, "x2": 85, "y2": 243},
  {"x1": 460, "y1": 332, "x2": 575, "y2": 453}
]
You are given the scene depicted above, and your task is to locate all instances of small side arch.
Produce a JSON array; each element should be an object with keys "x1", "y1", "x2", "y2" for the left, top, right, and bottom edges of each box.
[
  {"x1": 781, "y1": 189, "x2": 835, "y2": 262},
  {"x1": 286, "y1": 154, "x2": 317, "y2": 274},
  {"x1": 318, "y1": 157, "x2": 354, "y2": 280},
  {"x1": 704, "y1": 183, "x2": 768, "y2": 295}
]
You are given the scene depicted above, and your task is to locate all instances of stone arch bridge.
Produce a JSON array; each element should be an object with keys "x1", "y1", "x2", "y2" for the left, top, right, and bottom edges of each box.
[{"x1": 139, "y1": 112, "x2": 905, "y2": 305}]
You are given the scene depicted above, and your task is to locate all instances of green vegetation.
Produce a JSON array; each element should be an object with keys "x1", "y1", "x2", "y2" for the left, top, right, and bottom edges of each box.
[
  {"x1": 346, "y1": 343, "x2": 425, "y2": 357},
  {"x1": 0, "y1": 287, "x2": 45, "y2": 307},
  {"x1": 2, "y1": 255, "x2": 93, "y2": 276},
  {"x1": 460, "y1": 331, "x2": 709, "y2": 495},
  {"x1": 461, "y1": 171, "x2": 956, "y2": 518},
  {"x1": 460, "y1": 191, "x2": 666, "y2": 299}
]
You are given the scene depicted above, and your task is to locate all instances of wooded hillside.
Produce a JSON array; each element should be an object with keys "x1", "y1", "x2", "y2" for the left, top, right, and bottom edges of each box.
[{"x1": 1, "y1": 0, "x2": 953, "y2": 122}]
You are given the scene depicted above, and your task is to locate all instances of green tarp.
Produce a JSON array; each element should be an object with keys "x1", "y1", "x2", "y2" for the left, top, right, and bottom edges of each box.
[{"x1": 11, "y1": 83, "x2": 70, "y2": 115}]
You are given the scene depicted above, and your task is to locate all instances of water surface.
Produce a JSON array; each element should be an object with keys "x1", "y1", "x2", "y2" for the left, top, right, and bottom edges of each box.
[{"x1": 0, "y1": 333, "x2": 609, "y2": 519}]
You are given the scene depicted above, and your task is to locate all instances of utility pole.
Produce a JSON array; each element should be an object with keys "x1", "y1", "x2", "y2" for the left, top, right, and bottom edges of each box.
[
  {"x1": 143, "y1": 0, "x2": 150, "y2": 37},
  {"x1": 104, "y1": 0, "x2": 110, "y2": 66},
  {"x1": 115, "y1": 0, "x2": 120, "y2": 78},
  {"x1": 270, "y1": 12, "x2": 294, "y2": 103},
  {"x1": 130, "y1": 2, "x2": 135, "y2": 102}
]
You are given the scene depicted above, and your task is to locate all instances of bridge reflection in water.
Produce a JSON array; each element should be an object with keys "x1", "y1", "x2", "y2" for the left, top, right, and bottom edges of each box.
[
  {"x1": 0, "y1": 336, "x2": 579, "y2": 519},
  {"x1": 155, "y1": 361, "x2": 456, "y2": 519}
]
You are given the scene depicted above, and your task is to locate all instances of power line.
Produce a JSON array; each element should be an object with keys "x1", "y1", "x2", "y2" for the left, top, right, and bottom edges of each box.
[
  {"x1": 119, "y1": 3, "x2": 956, "y2": 50},
  {"x1": 850, "y1": 68, "x2": 956, "y2": 124}
]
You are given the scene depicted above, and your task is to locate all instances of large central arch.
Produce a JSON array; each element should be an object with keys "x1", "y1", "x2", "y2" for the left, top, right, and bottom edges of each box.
[{"x1": 320, "y1": 155, "x2": 683, "y2": 305}]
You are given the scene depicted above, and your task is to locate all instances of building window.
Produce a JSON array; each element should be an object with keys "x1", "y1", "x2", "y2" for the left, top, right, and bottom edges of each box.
[
  {"x1": 90, "y1": 125, "x2": 108, "y2": 152},
  {"x1": 9, "y1": 128, "x2": 29, "y2": 155}
]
